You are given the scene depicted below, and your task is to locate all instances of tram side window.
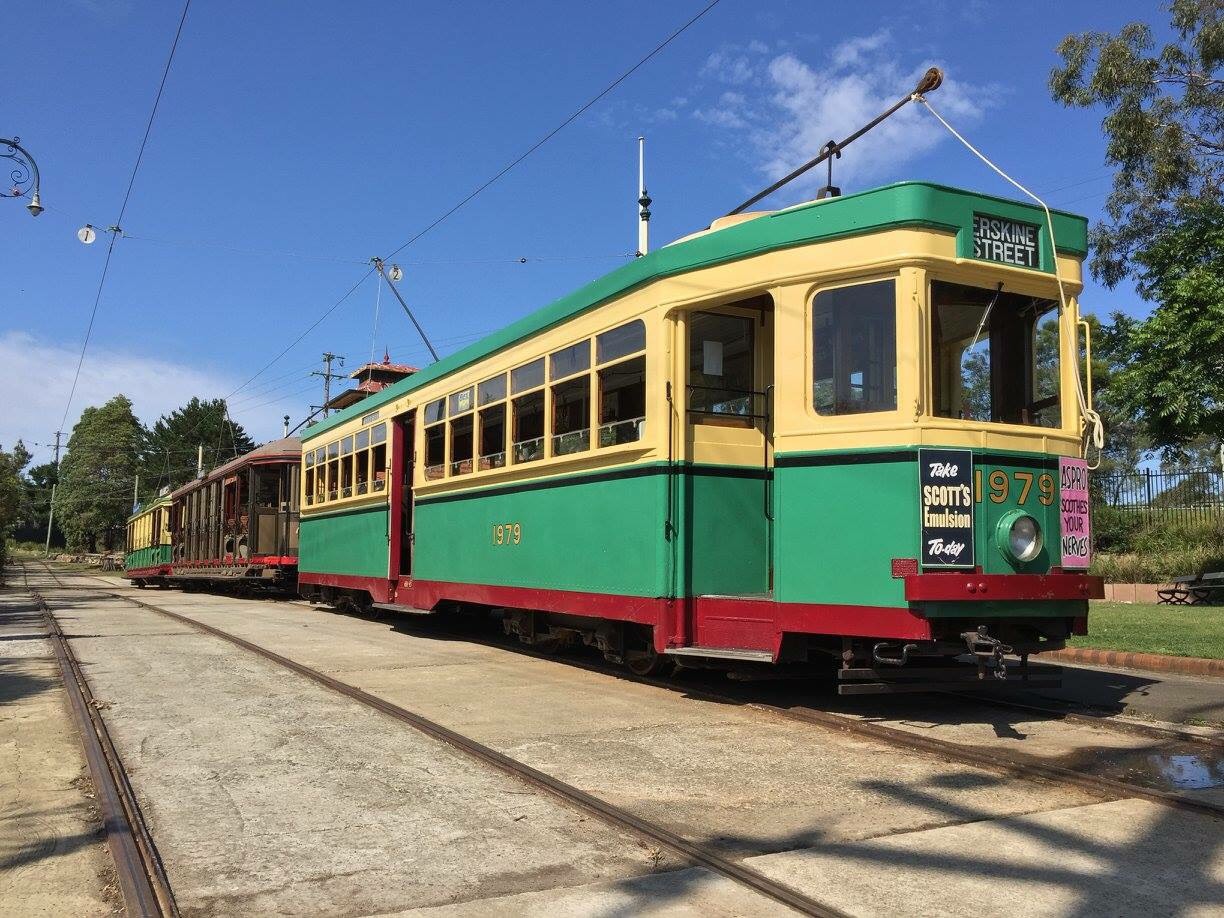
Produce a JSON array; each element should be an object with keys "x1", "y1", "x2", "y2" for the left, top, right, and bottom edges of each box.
[
  {"x1": 512, "y1": 358, "x2": 546, "y2": 464},
  {"x1": 314, "y1": 448, "x2": 327, "y2": 502},
  {"x1": 371, "y1": 423, "x2": 388, "y2": 491},
  {"x1": 326, "y1": 441, "x2": 341, "y2": 501},
  {"x1": 930, "y1": 280, "x2": 1060, "y2": 427},
  {"x1": 812, "y1": 280, "x2": 897, "y2": 416},
  {"x1": 304, "y1": 451, "x2": 315, "y2": 506},
  {"x1": 340, "y1": 436, "x2": 354, "y2": 498},
  {"x1": 597, "y1": 320, "x2": 646, "y2": 446},
  {"x1": 478, "y1": 373, "x2": 507, "y2": 470},
  {"x1": 424, "y1": 399, "x2": 445, "y2": 481},
  {"x1": 689, "y1": 312, "x2": 755, "y2": 421},
  {"x1": 550, "y1": 341, "x2": 591, "y2": 456},
  {"x1": 451, "y1": 412, "x2": 474, "y2": 476},
  {"x1": 354, "y1": 428, "x2": 370, "y2": 495}
]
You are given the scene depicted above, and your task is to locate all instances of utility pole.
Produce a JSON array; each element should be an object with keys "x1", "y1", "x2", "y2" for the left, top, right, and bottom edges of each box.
[
  {"x1": 312, "y1": 352, "x2": 346, "y2": 418},
  {"x1": 43, "y1": 430, "x2": 62, "y2": 558}
]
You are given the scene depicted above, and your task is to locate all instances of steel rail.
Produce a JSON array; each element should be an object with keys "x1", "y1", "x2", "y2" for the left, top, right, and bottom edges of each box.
[
  {"x1": 39, "y1": 567, "x2": 1224, "y2": 823},
  {"x1": 20, "y1": 564, "x2": 178, "y2": 916},
  {"x1": 39, "y1": 579, "x2": 842, "y2": 918}
]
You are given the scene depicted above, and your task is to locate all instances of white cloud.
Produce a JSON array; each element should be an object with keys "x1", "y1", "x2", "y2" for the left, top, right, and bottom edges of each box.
[
  {"x1": 690, "y1": 33, "x2": 995, "y2": 199},
  {"x1": 0, "y1": 331, "x2": 301, "y2": 467}
]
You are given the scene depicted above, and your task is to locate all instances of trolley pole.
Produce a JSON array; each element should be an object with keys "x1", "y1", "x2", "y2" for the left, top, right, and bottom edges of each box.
[
  {"x1": 312, "y1": 352, "x2": 346, "y2": 418},
  {"x1": 43, "y1": 430, "x2": 62, "y2": 558}
]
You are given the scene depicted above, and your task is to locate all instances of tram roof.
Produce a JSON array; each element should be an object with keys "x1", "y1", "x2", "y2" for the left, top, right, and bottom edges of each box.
[
  {"x1": 170, "y1": 437, "x2": 302, "y2": 498},
  {"x1": 304, "y1": 180, "x2": 1088, "y2": 443}
]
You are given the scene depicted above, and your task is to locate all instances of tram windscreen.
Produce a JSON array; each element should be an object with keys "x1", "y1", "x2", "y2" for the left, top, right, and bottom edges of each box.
[{"x1": 930, "y1": 281, "x2": 1060, "y2": 428}]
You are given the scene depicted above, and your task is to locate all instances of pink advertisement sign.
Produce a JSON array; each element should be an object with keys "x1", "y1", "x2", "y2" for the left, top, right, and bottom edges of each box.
[{"x1": 1059, "y1": 457, "x2": 1092, "y2": 569}]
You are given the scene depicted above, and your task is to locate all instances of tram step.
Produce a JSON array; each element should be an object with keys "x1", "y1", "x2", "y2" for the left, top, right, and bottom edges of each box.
[
  {"x1": 665, "y1": 646, "x2": 776, "y2": 663},
  {"x1": 371, "y1": 602, "x2": 435, "y2": 616}
]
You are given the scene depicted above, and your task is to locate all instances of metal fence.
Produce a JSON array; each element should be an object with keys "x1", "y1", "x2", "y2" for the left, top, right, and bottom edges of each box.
[{"x1": 1092, "y1": 468, "x2": 1224, "y2": 525}]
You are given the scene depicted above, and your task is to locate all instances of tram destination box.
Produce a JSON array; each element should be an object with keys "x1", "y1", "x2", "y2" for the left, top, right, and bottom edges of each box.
[
  {"x1": 919, "y1": 447, "x2": 975, "y2": 568},
  {"x1": 973, "y1": 213, "x2": 1039, "y2": 268}
]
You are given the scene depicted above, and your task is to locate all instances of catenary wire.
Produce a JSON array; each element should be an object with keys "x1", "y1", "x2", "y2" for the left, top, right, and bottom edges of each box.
[{"x1": 58, "y1": 0, "x2": 193, "y2": 434}]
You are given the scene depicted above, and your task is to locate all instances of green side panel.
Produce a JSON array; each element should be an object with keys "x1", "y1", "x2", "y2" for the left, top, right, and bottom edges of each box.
[
  {"x1": 299, "y1": 504, "x2": 389, "y2": 579},
  {"x1": 678, "y1": 472, "x2": 769, "y2": 596},
  {"x1": 124, "y1": 544, "x2": 171, "y2": 571},
  {"x1": 413, "y1": 471, "x2": 667, "y2": 597},
  {"x1": 305, "y1": 182, "x2": 1088, "y2": 443},
  {"x1": 773, "y1": 456, "x2": 915, "y2": 609}
]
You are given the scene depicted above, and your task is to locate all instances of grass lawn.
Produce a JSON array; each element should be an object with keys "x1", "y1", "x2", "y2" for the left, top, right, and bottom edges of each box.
[{"x1": 1071, "y1": 601, "x2": 1224, "y2": 659}]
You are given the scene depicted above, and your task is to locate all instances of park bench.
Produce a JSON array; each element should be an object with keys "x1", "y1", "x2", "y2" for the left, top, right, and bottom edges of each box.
[{"x1": 1158, "y1": 571, "x2": 1224, "y2": 605}]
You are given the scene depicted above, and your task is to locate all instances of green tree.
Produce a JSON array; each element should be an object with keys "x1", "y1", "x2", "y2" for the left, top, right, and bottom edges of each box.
[
  {"x1": 57, "y1": 396, "x2": 144, "y2": 552},
  {"x1": 0, "y1": 441, "x2": 32, "y2": 573},
  {"x1": 1050, "y1": 0, "x2": 1223, "y2": 288},
  {"x1": 1098, "y1": 204, "x2": 1224, "y2": 457},
  {"x1": 142, "y1": 397, "x2": 255, "y2": 495}
]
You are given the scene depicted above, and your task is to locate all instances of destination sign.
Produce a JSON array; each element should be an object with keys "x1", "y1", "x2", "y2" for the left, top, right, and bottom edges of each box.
[
  {"x1": 919, "y1": 447, "x2": 975, "y2": 568},
  {"x1": 973, "y1": 214, "x2": 1039, "y2": 268}
]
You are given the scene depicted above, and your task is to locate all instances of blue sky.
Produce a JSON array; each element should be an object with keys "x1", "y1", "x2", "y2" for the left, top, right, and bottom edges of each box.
[{"x1": 3, "y1": 0, "x2": 1166, "y2": 465}]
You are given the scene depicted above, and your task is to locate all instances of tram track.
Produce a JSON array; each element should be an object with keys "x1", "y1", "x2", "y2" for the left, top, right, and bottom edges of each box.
[
  {"x1": 26, "y1": 562, "x2": 845, "y2": 918},
  {"x1": 38, "y1": 562, "x2": 1224, "y2": 825},
  {"x1": 18, "y1": 562, "x2": 178, "y2": 917}
]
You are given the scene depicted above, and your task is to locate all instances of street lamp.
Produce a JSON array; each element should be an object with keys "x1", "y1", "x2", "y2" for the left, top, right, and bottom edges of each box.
[{"x1": 2, "y1": 136, "x2": 43, "y2": 216}]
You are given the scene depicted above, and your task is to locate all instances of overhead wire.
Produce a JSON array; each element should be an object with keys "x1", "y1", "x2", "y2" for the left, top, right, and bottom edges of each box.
[{"x1": 58, "y1": 0, "x2": 193, "y2": 434}]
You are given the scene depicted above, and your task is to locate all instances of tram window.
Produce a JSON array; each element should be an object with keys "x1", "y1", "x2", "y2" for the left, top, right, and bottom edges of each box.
[
  {"x1": 371, "y1": 442, "x2": 387, "y2": 492},
  {"x1": 303, "y1": 467, "x2": 315, "y2": 505},
  {"x1": 355, "y1": 445, "x2": 369, "y2": 495},
  {"x1": 930, "y1": 280, "x2": 1059, "y2": 427},
  {"x1": 425, "y1": 422, "x2": 446, "y2": 480},
  {"x1": 512, "y1": 391, "x2": 545, "y2": 463},
  {"x1": 451, "y1": 414, "x2": 474, "y2": 475},
  {"x1": 356, "y1": 429, "x2": 369, "y2": 450},
  {"x1": 449, "y1": 387, "x2": 474, "y2": 416},
  {"x1": 597, "y1": 320, "x2": 645, "y2": 363},
  {"x1": 550, "y1": 341, "x2": 590, "y2": 380},
  {"x1": 688, "y1": 312, "x2": 755, "y2": 419},
  {"x1": 340, "y1": 452, "x2": 353, "y2": 498},
  {"x1": 478, "y1": 374, "x2": 506, "y2": 406},
  {"x1": 552, "y1": 376, "x2": 590, "y2": 456},
  {"x1": 341, "y1": 436, "x2": 353, "y2": 455},
  {"x1": 479, "y1": 403, "x2": 506, "y2": 470},
  {"x1": 512, "y1": 358, "x2": 545, "y2": 394},
  {"x1": 425, "y1": 399, "x2": 445, "y2": 424},
  {"x1": 328, "y1": 441, "x2": 340, "y2": 459},
  {"x1": 812, "y1": 280, "x2": 897, "y2": 416},
  {"x1": 372, "y1": 423, "x2": 387, "y2": 445},
  {"x1": 599, "y1": 355, "x2": 646, "y2": 446},
  {"x1": 326, "y1": 457, "x2": 340, "y2": 501},
  {"x1": 255, "y1": 472, "x2": 279, "y2": 508}
]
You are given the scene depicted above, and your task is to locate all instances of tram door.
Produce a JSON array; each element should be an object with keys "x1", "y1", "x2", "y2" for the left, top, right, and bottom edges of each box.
[
  {"x1": 390, "y1": 413, "x2": 416, "y2": 580},
  {"x1": 679, "y1": 294, "x2": 774, "y2": 629}
]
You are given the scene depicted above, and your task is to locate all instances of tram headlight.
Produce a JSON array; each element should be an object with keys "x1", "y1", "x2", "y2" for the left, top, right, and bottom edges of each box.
[{"x1": 996, "y1": 511, "x2": 1043, "y2": 563}]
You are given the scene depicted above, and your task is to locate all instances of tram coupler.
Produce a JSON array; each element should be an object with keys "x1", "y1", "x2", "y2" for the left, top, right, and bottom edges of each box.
[{"x1": 961, "y1": 625, "x2": 1013, "y2": 680}]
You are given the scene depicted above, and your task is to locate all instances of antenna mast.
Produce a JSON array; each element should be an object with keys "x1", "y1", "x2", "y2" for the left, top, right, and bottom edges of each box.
[{"x1": 636, "y1": 136, "x2": 651, "y2": 257}]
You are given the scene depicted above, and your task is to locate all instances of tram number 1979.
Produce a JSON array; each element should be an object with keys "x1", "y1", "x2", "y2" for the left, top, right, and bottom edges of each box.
[
  {"x1": 492, "y1": 522, "x2": 522, "y2": 545},
  {"x1": 975, "y1": 470, "x2": 1055, "y2": 506}
]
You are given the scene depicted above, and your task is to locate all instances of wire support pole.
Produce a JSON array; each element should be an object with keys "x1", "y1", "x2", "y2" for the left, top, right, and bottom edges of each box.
[
  {"x1": 726, "y1": 67, "x2": 944, "y2": 216},
  {"x1": 372, "y1": 259, "x2": 440, "y2": 363}
]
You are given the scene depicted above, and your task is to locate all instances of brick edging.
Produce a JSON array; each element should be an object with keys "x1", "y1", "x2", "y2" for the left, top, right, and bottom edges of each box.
[{"x1": 1046, "y1": 646, "x2": 1224, "y2": 677}]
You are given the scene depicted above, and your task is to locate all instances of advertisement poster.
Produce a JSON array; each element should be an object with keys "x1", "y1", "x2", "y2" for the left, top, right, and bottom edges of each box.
[
  {"x1": 919, "y1": 448, "x2": 975, "y2": 568},
  {"x1": 1059, "y1": 456, "x2": 1092, "y2": 568}
]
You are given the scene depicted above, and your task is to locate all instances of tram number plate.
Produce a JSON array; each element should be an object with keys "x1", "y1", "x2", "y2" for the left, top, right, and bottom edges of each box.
[
  {"x1": 919, "y1": 447, "x2": 975, "y2": 568},
  {"x1": 973, "y1": 213, "x2": 1039, "y2": 268},
  {"x1": 492, "y1": 522, "x2": 522, "y2": 545}
]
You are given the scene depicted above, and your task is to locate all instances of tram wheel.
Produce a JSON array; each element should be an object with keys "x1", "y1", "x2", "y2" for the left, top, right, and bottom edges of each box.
[{"x1": 624, "y1": 629, "x2": 673, "y2": 677}]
